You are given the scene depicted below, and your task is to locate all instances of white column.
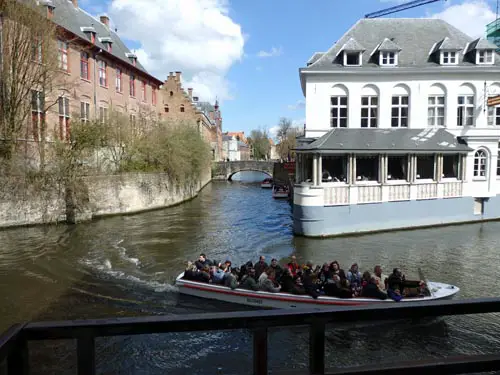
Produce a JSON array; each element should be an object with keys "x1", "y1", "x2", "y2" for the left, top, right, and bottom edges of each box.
[
  {"x1": 295, "y1": 154, "x2": 300, "y2": 183},
  {"x1": 350, "y1": 154, "x2": 356, "y2": 184},
  {"x1": 313, "y1": 154, "x2": 318, "y2": 186},
  {"x1": 461, "y1": 154, "x2": 467, "y2": 181},
  {"x1": 436, "y1": 154, "x2": 443, "y2": 182},
  {"x1": 318, "y1": 155, "x2": 322, "y2": 185}
]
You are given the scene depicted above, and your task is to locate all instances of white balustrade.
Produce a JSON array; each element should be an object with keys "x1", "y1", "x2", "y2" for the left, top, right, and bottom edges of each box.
[
  {"x1": 357, "y1": 185, "x2": 382, "y2": 204},
  {"x1": 442, "y1": 181, "x2": 463, "y2": 198},
  {"x1": 387, "y1": 184, "x2": 410, "y2": 201},
  {"x1": 323, "y1": 185, "x2": 349, "y2": 206},
  {"x1": 416, "y1": 183, "x2": 438, "y2": 200}
]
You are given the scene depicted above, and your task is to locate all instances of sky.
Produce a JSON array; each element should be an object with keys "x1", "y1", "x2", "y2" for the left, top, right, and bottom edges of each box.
[{"x1": 78, "y1": 0, "x2": 499, "y2": 139}]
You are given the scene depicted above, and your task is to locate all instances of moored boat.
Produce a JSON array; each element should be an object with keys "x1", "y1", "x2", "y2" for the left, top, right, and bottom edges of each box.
[
  {"x1": 261, "y1": 178, "x2": 273, "y2": 188},
  {"x1": 175, "y1": 273, "x2": 459, "y2": 309},
  {"x1": 272, "y1": 184, "x2": 289, "y2": 199}
]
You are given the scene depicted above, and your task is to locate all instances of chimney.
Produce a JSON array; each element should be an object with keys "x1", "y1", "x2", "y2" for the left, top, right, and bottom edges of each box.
[
  {"x1": 71, "y1": 0, "x2": 78, "y2": 8},
  {"x1": 188, "y1": 88, "x2": 193, "y2": 99},
  {"x1": 175, "y1": 71, "x2": 182, "y2": 81},
  {"x1": 100, "y1": 15, "x2": 110, "y2": 27}
]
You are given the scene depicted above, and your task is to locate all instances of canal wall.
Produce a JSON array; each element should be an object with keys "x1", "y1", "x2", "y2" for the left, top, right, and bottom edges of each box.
[{"x1": 0, "y1": 169, "x2": 212, "y2": 228}]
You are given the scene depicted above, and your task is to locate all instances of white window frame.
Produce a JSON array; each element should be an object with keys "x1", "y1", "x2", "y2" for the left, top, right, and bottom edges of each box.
[
  {"x1": 343, "y1": 51, "x2": 362, "y2": 66},
  {"x1": 31, "y1": 90, "x2": 43, "y2": 140},
  {"x1": 457, "y1": 95, "x2": 474, "y2": 126},
  {"x1": 81, "y1": 101, "x2": 90, "y2": 123},
  {"x1": 115, "y1": 68, "x2": 122, "y2": 93},
  {"x1": 99, "y1": 106, "x2": 108, "y2": 124},
  {"x1": 58, "y1": 96, "x2": 70, "y2": 140},
  {"x1": 379, "y1": 51, "x2": 397, "y2": 66},
  {"x1": 488, "y1": 104, "x2": 500, "y2": 126},
  {"x1": 361, "y1": 96, "x2": 378, "y2": 128},
  {"x1": 391, "y1": 95, "x2": 409, "y2": 128},
  {"x1": 98, "y1": 60, "x2": 107, "y2": 87},
  {"x1": 330, "y1": 96, "x2": 348, "y2": 128},
  {"x1": 473, "y1": 149, "x2": 487, "y2": 179},
  {"x1": 427, "y1": 95, "x2": 445, "y2": 126},
  {"x1": 440, "y1": 51, "x2": 458, "y2": 65},
  {"x1": 476, "y1": 50, "x2": 494, "y2": 65}
]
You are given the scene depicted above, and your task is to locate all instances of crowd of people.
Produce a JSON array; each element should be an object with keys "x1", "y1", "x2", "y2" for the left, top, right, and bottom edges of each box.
[{"x1": 183, "y1": 254, "x2": 429, "y2": 301}]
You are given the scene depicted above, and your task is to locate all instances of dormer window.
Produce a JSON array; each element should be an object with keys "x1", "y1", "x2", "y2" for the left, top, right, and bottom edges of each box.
[
  {"x1": 440, "y1": 51, "x2": 457, "y2": 65},
  {"x1": 99, "y1": 37, "x2": 113, "y2": 53},
  {"x1": 380, "y1": 51, "x2": 397, "y2": 66},
  {"x1": 125, "y1": 52, "x2": 137, "y2": 67},
  {"x1": 477, "y1": 50, "x2": 494, "y2": 64},
  {"x1": 344, "y1": 52, "x2": 361, "y2": 66},
  {"x1": 81, "y1": 27, "x2": 96, "y2": 44}
]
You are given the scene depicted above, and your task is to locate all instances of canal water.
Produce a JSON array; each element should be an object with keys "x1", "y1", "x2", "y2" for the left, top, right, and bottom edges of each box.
[{"x1": 2, "y1": 171, "x2": 500, "y2": 374}]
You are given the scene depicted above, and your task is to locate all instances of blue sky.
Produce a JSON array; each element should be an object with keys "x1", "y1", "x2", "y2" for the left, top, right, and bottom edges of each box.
[{"x1": 80, "y1": 0, "x2": 497, "y2": 139}]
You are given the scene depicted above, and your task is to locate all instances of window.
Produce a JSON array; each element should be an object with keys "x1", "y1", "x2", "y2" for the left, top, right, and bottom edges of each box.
[
  {"x1": 387, "y1": 155, "x2": 408, "y2": 180},
  {"x1": 380, "y1": 51, "x2": 396, "y2": 66},
  {"x1": 91, "y1": 33, "x2": 95, "y2": 44},
  {"x1": 164, "y1": 105, "x2": 169, "y2": 113},
  {"x1": 488, "y1": 104, "x2": 500, "y2": 126},
  {"x1": 169, "y1": 91, "x2": 173, "y2": 97},
  {"x1": 130, "y1": 114, "x2": 136, "y2": 129},
  {"x1": 428, "y1": 96, "x2": 445, "y2": 126},
  {"x1": 81, "y1": 102, "x2": 90, "y2": 123},
  {"x1": 356, "y1": 156, "x2": 379, "y2": 182},
  {"x1": 80, "y1": 52, "x2": 89, "y2": 80},
  {"x1": 58, "y1": 40, "x2": 68, "y2": 71},
  {"x1": 98, "y1": 60, "x2": 107, "y2": 87},
  {"x1": 322, "y1": 156, "x2": 348, "y2": 182},
  {"x1": 106, "y1": 42, "x2": 112, "y2": 53},
  {"x1": 330, "y1": 96, "x2": 348, "y2": 127},
  {"x1": 497, "y1": 144, "x2": 500, "y2": 176},
  {"x1": 344, "y1": 52, "x2": 361, "y2": 66},
  {"x1": 416, "y1": 155, "x2": 435, "y2": 180},
  {"x1": 391, "y1": 96, "x2": 409, "y2": 127},
  {"x1": 443, "y1": 154, "x2": 459, "y2": 178},
  {"x1": 441, "y1": 51, "x2": 457, "y2": 65},
  {"x1": 116, "y1": 68, "x2": 122, "y2": 92},
  {"x1": 473, "y1": 149, "x2": 487, "y2": 178},
  {"x1": 31, "y1": 90, "x2": 44, "y2": 141},
  {"x1": 152, "y1": 87, "x2": 157, "y2": 105},
  {"x1": 477, "y1": 50, "x2": 494, "y2": 64},
  {"x1": 180, "y1": 105, "x2": 185, "y2": 113},
  {"x1": 58, "y1": 97, "x2": 70, "y2": 141},
  {"x1": 130, "y1": 74, "x2": 135, "y2": 97},
  {"x1": 99, "y1": 107, "x2": 108, "y2": 124},
  {"x1": 141, "y1": 81, "x2": 146, "y2": 101},
  {"x1": 32, "y1": 38, "x2": 42, "y2": 63},
  {"x1": 457, "y1": 95, "x2": 474, "y2": 126},
  {"x1": 361, "y1": 96, "x2": 378, "y2": 128}
]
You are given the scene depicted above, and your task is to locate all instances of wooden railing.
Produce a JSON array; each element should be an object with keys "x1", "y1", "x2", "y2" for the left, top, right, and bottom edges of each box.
[{"x1": 2, "y1": 298, "x2": 500, "y2": 374}]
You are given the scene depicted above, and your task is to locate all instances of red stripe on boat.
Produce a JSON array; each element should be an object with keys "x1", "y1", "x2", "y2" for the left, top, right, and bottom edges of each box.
[{"x1": 180, "y1": 281, "x2": 372, "y2": 306}]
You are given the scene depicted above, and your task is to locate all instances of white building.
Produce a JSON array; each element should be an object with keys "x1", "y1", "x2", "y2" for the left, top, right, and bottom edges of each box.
[
  {"x1": 294, "y1": 18, "x2": 500, "y2": 237},
  {"x1": 222, "y1": 135, "x2": 250, "y2": 161}
]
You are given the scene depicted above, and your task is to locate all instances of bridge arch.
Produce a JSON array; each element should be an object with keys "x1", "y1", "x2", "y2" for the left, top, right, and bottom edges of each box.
[{"x1": 228, "y1": 169, "x2": 272, "y2": 181}]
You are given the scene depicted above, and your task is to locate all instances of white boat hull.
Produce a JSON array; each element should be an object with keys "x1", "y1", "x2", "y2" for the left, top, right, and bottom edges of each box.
[
  {"x1": 261, "y1": 183, "x2": 272, "y2": 188},
  {"x1": 272, "y1": 192, "x2": 289, "y2": 199},
  {"x1": 175, "y1": 273, "x2": 460, "y2": 309}
]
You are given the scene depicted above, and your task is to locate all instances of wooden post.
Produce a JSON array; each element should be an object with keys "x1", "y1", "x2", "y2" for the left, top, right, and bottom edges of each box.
[
  {"x1": 77, "y1": 335, "x2": 95, "y2": 375},
  {"x1": 253, "y1": 328, "x2": 267, "y2": 375},
  {"x1": 309, "y1": 321, "x2": 325, "y2": 375}
]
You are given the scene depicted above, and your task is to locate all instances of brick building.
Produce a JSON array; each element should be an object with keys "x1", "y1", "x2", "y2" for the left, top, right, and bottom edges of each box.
[{"x1": 161, "y1": 72, "x2": 223, "y2": 160}]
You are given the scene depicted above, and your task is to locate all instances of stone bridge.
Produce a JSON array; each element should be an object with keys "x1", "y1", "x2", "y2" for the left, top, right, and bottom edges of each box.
[{"x1": 212, "y1": 160, "x2": 274, "y2": 180}]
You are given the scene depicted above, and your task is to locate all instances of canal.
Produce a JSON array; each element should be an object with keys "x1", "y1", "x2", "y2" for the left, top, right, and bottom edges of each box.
[{"x1": 2, "y1": 171, "x2": 500, "y2": 374}]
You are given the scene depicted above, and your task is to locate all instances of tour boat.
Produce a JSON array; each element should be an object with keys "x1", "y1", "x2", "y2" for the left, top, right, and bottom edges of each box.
[
  {"x1": 272, "y1": 185, "x2": 290, "y2": 199},
  {"x1": 261, "y1": 178, "x2": 273, "y2": 188},
  {"x1": 175, "y1": 273, "x2": 460, "y2": 309}
]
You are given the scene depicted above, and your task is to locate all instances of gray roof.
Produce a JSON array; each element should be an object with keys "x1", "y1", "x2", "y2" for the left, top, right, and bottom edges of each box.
[
  {"x1": 295, "y1": 128, "x2": 472, "y2": 154},
  {"x1": 222, "y1": 135, "x2": 233, "y2": 142},
  {"x1": 468, "y1": 37, "x2": 498, "y2": 51},
  {"x1": 377, "y1": 38, "x2": 401, "y2": 52},
  {"x1": 303, "y1": 18, "x2": 500, "y2": 71},
  {"x1": 307, "y1": 52, "x2": 324, "y2": 66},
  {"x1": 50, "y1": 0, "x2": 159, "y2": 81},
  {"x1": 436, "y1": 36, "x2": 463, "y2": 51},
  {"x1": 340, "y1": 37, "x2": 365, "y2": 52}
]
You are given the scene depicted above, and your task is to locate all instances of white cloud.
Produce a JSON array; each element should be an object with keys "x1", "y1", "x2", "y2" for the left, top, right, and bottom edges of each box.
[
  {"x1": 268, "y1": 125, "x2": 280, "y2": 139},
  {"x1": 430, "y1": 0, "x2": 496, "y2": 38},
  {"x1": 287, "y1": 99, "x2": 305, "y2": 111},
  {"x1": 292, "y1": 118, "x2": 305, "y2": 128},
  {"x1": 107, "y1": 0, "x2": 245, "y2": 103},
  {"x1": 257, "y1": 46, "x2": 283, "y2": 58}
]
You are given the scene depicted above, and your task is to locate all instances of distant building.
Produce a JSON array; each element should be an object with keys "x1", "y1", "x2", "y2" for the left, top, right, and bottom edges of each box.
[
  {"x1": 222, "y1": 135, "x2": 250, "y2": 161},
  {"x1": 269, "y1": 138, "x2": 279, "y2": 160},
  {"x1": 487, "y1": 18, "x2": 500, "y2": 51},
  {"x1": 226, "y1": 131, "x2": 247, "y2": 144},
  {"x1": 239, "y1": 141, "x2": 251, "y2": 161},
  {"x1": 160, "y1": 73, "x2": 223, "y2": 161}
]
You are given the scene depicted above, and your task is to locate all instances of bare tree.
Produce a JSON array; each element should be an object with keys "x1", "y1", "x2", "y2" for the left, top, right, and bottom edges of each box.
[
  {"x1": 0, "y1": 0, "x2": 72, "y2": 167},
  {"x1": 276, "y1": 117, "x2": 298, "y2": 161}
]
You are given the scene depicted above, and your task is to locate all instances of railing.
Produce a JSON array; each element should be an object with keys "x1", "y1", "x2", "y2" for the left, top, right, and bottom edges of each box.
[
  {"x1": 3, "y1": 298, "x2": 500, "y2": 374},
  {"x1": 487, "y1": 18, "x2": 500, "y2": 35},
  {"x1": 323, "y1": 185, "x2": 349, "y2": 205},
  {"x1": 357, "y1": 185, "x2": 382, "y2": 204},
  {"x1": 416, "y1": 182, "x2": 438, "y2": 200},
  {"x1": 443, "y1": 181, "x2": 463, "y2": 198},
  {"x1": 387, "y1": 183, "x2": 410, "y2": 201}
]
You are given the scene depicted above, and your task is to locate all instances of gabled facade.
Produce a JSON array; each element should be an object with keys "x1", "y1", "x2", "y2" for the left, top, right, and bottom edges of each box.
[{"x1": 294, "y1": 18, "x2": 500, "y2": 237}]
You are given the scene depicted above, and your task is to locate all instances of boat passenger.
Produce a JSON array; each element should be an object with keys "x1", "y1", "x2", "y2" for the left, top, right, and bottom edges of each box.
[
  {"x1": 254, "y1": 256, "x2": 268, "y2": 279},
  {"x1": 373, "y1": 265, "x2": 388, "y2": 292},
  {"x1": 287, "y1": 255, "x2": 300, "y2": 277},
  {"x1": 361, "y1": 277, "x2": 388, "y2": 300},
  {"x1": 302, "y1": 262, "x2": 320, "y2": 299},
  {"x1": 239, "y1": 261, "x2": 253, "y2": 280},
  {"x1": 195, "y1": 253, "x2": 213, "y2": 270},
  {"x1": 280, "y1": 268, "x2": 305, "y2": 295},
  {"x1": 239, "y1": 268, "x2": 259, "y2": 291},
  {"x1": 361, "y1": 271, "x2": 371, "y2": 290},
  {"x1": 258, "y1": 268, "x2": 281, "y2": 293},
  {"x1": 318, "y1": 263, "x2": 333, "y2": 285},
  {"x1": 347, "y1": 263, "x2": 362, "y2": 295},
  {"x1": 223, "y1": 272, "x2": 238, "y2": 290},
  {"x1": 387, "y1": 268, "x2": 405, "y2": 302},
  {"x1": 329, "y1": 261, "x2": 341, "y2": 277},
  {"x1": 337, "y1": 278, "x2": 353, "y2": 299},
  {"x1": 221, "y1": 260, "x2": 232, "y2": 273},
  {"x1": 210, "y1": 265, "x2": 225, "y2": 284},
  {"x1": 270, "y1": 258, "x2": 283, "y2": 283}
]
